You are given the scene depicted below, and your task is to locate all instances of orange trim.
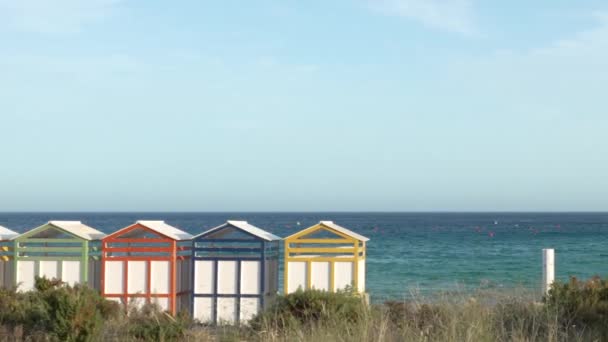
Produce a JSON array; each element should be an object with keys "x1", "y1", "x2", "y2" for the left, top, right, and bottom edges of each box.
[
  {"x1": 104, "y1": 246, "x2": 190, "y2": 253},
  {"x1": 170, "y1": 241, "x2": 177, "y2": 314},
  {"x1": 102, "y1": 255, "x2": 191, "y2": 261},
  {"x1": 103, "y1": 223, "x2": 179, "y2": 242},
  {"x1": 102, "y1": 256, "x2": 171, "y2": 261},
  {"x1": 123, "y1": 260, "x2": 129, "y2": 308},
  {"x1": 146, "y1": 260, "x2": 151, "y2": 304},
  {"x1": 100, "y1": 242, "x2": 105, "y2": 296},
  {"x1": 104, "y1": 292, "x2": 189, "y2": 298},
  {"x1": 105, "y1": 238, "x2": 170, "y2": 244},
  {"x1": 104, "y1": 247, "x2": 174, "y2": 253}
]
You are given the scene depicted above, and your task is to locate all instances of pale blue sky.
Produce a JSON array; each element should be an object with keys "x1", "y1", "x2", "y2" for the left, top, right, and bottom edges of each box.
[{"x1": 1, "y1": 0, "x2": 607, "y2": 211}]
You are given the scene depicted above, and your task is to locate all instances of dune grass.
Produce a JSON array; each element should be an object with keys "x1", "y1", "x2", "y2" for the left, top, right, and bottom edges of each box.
[{"x1": 1, "y1": 277, "x2": 608, "y2": 341}]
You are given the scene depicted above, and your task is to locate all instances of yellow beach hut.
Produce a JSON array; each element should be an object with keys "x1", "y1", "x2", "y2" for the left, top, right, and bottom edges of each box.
[
  {"x1": 0, "y1": 226, "x2": 18, "y2": 287},
  {"x1": 283, "y1": 221, "x2": 369, "y2": 294}
]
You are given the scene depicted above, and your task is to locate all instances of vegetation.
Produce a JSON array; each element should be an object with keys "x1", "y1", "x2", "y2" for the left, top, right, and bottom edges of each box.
[{"x1": 0, "y1": 276, "x2": 607, "y2": 341}]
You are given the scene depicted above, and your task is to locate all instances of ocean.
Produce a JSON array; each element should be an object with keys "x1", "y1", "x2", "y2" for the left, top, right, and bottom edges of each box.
[{"x1": 2, "y1": 212, "x2": 607, "y2": 301}]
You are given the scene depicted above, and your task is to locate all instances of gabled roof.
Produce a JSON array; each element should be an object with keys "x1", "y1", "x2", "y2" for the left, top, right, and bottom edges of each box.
[
  {"x1": 0, "y1": 226, "x2": 18, "y2": 240},
  {"x1": 34, "y1": 221, "x2": 106, "y2": 240},
  {"x1": 135, "y1": 221, "x2": 193, "y2": 241},
  {"x1": 319, "y1": 221, "x2": 369, "y2": 241},
  {"x1": 194, "y1": 220, "x2": 281, "y2": 241},
  {"x1": 286, "y1": 221, "x2": 370, "y2": 242}
]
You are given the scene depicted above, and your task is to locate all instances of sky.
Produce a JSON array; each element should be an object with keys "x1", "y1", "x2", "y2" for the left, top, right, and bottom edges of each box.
[{"x1": 1, "y1": 0, "x2": 608, "y2": 212}]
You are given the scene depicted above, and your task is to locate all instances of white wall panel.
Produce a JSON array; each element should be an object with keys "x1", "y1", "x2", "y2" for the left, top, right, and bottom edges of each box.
[
  {"x1": 217, "y1": 261, "x2": 237, "y2": 294},
  {"x1": 240, "y1": 298, "x2": 260, "y2": 322},
  {"x1": 193, "y1": 297, "x2": 213, "y2": 323},
  {"x1": 39, "y1": 260, "x2": 58, "y2": 280},
  {"x1": 104, "y1": 261, "x2": 124, "y2": 294},
  {"x1": 16, "y1": 260, "x2": 35, "y2": 291},
  {"x1": 217, "y1": 297, "x2": 237, "y2": 324},
  {"x1": 127, "y1": 261, "x2": 147, "y2": 294},
  {"x1": 334, "y1": 262, "x2": 353, "y2": 291},
  {"x1": 287, "y1": 261, "x2": 307, "y2": 293},
  {"x1": 194, "y1": 260, "x2": 214, "y2": 294},
  {"x1": 311, "y1": 262, "x2": 330, "y2": 291},
  {"x1": 62, "y1": 261, "x2": 80, "y2": 286},
  {"x1": 150, "y1": 261, "x2": 169, "y2": 294},
  {"x1": 240, "y1": 261, "x2": 260, "y2": 295},
  {"x1": 358, "y1": 259, "x2": 366, "y2": 292}
]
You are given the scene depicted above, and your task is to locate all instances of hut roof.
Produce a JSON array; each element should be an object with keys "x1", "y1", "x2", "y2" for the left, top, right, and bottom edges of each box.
[
  {"x1": 195, "y1": 220, "x2": 281, "y2": 241},
  {"x1": 286, "y1": 221, "x2": 370, "y2": 242},
  {"x1": 0, "y1": 226, "x2": 18, "y2": 240},
  {"x1": 319, "y1": 221, "x2": 369, "y2": 242},
  {"x1": 136, "y1": 221, "x2": 193, "y2": 241},
  {"x1": 43, "y1": 221, "x2": 106, "y2": 240}
]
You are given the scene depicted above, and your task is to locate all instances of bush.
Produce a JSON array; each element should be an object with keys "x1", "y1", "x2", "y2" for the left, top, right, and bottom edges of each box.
[
  {"x1": 250, "y1": 288, "x2": 368, "y2": 332},
  {"x1": 125, "y1": 303, "x2": 190, "y2": 341},
  {"x1": 0, "y1": 277, "x2": 121, "y2": 341},
  {"x1": 545, "y1": 276, "x2": 608, "y2": 337}
]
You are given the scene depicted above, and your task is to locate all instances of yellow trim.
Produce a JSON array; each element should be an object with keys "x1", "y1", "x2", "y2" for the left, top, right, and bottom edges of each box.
[
  {"x1": 286, "y1": 257, "x2": 357, "y2": 262},
  {"x1": 284, "y1": 240, "x2": 289, "y2": 293},
  {"x1": 353, "y1": 242, "x2": 359, "y2": 292},
  {"x1": 1, "y1": 246, "x2": 9, "y2": 261},
  {"x1": 290, "y1": 238, "x2": 353, "y2": 244},
  {"x1": 287, "y1": 224, "x2": 356, "y2": 241},
  {"x1": 288, "y1": 247, "x2": 355, "y2": 254}
]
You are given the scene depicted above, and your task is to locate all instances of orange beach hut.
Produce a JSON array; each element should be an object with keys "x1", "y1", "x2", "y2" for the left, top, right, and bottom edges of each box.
[{"x1": 101, "y1": 221, "x2": 193, "y2": 315}]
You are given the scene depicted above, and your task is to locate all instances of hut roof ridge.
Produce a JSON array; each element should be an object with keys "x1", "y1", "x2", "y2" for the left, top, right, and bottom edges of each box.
[
  {"x1": 319, "y1": 221, "x2": 369, "y2": 241},
  {"x1": 48, "y1": 221, "x2": 106, "y2": 240},
  {"x1": 136, "y1": 220, "x2": 193, "y2": 241},
  {"x1": 194, "y1": 220, "x2": 281, "y2": 241}
]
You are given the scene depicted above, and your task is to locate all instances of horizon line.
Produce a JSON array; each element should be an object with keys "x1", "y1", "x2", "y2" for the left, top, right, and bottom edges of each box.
[{"x1": 1, "y1": 210, "x2": 608, "y2": 214}]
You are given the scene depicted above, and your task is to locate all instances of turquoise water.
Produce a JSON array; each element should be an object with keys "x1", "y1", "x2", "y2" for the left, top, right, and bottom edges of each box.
[{"x1": 2, "y1": 212, "x2": 607, "y2": 301}]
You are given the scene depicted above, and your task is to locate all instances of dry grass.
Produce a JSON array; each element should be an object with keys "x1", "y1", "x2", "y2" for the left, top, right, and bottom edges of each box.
[{"x1": 1, "y1": 284, "x2": 606, "y2": 341}]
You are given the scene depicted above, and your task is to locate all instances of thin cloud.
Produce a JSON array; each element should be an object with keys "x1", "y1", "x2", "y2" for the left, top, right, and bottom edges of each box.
[
  {"x1": 0, "y1": 0, "x2": 124, "y2": 34},
  {"x1": 369, "y1": 0, "x2": 476, "y2": 35}
]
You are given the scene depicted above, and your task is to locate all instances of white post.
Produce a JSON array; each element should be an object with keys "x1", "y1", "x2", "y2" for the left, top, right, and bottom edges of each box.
[{"x1": 542, "y1": 248, "x2": 555, "y2": 295}]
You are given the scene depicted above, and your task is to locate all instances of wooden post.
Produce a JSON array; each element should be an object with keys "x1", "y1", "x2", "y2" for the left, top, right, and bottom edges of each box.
[{"x1": 542, "y1": 249, "x2": 555, "y2": 295}]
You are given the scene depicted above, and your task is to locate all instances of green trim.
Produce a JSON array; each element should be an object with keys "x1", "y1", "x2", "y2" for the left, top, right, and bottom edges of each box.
[
  {"x1": 18, "y1": 238, "x2": 83, "y2": 244},
  {"x1": 82, "y1": 240, "x2": 88, "y2": 283},
  {"x1": 15, "y1": 223, "x2": 84, "y2": 241},
  {"x1": 16, "y1": 247, "x2": 83, "y2": 253},
  {"x1": 16, "y1": 256, "x2": 83, "y2": 261},
  {"x1": 13, "y1": 240, "x2": 18, "y2": 286}
]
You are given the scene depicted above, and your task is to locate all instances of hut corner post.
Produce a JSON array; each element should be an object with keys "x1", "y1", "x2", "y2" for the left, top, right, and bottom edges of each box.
[{"x1": 542, "y1": 248, "x2": 555, "y2": 295}]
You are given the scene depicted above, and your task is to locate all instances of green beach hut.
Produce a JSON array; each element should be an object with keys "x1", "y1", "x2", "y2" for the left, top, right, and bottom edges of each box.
[{"x1": 12, "y1": 221, "x2": 106, "y2": 291}]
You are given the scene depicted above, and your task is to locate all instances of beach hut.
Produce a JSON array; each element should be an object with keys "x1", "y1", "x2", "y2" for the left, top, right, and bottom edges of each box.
[
  {"x1": 192, "y1": 221, "x2": 281, "y2": 324},
  {"x1": 12, "y1": 221, "x2": 105, "y2": 291},
  {"x1": 0, "y1": 226, "x2": 18, "y2": 288},
  {"x1": 284, "y1": 221, "x2": 369, "y2": 293},
  {"x1": 101, "y1": 221, "x2": 193, "y2": 315}
]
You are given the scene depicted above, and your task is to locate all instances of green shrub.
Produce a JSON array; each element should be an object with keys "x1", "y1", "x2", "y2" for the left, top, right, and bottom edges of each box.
[
  {"x1": 35, "y1": 277, "x2": 121, "y2": 341},
  {"x1": 126, "y1": 303, "x2": 190, "y2": 341},
  {"x1": 0, "y1": 277, "x2": 121, "y2": 341},
  {"x1": 545, "y1": 276, "x2": 608, "y2": 337},
  {"x1": 250, "y1": 288, "x2": 368, "y2": 332}
]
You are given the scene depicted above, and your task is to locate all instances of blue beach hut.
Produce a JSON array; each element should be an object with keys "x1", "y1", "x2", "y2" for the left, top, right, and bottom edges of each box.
[{"x1": 191, "y1": 221, "x2": 281, "y2": 324}]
